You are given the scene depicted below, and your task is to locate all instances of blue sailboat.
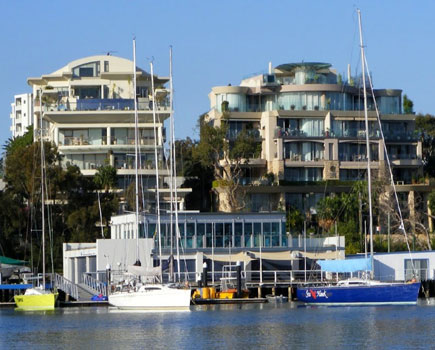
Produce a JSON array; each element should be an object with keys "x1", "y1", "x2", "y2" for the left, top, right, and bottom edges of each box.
[
  {"x1": 297, "y1": 10, "x2": 421, "y2": 306},
  {"x1": 296, "y1": 258, "x2": 421, "y2": 305}
]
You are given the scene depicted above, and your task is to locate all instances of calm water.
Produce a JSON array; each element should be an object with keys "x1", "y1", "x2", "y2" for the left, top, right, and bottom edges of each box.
[{"x1": 1, "y1": 300, "x2": 435, "y2": 350}]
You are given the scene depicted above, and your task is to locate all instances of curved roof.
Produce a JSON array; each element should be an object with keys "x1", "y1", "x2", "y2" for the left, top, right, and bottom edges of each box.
[{"x1": 275, "y1": 62, "x2": 332, "y2": 72}]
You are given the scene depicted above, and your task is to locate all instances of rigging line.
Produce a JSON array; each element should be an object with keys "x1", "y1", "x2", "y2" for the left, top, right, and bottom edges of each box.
[{"x1": 364, "y1": 55, "x2": 417, "y2": 275}]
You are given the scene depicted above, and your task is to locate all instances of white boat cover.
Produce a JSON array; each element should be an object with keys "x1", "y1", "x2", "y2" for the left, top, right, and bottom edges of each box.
[{"x1": 127, "y1": 265, "x2": 161, "y2": 277}]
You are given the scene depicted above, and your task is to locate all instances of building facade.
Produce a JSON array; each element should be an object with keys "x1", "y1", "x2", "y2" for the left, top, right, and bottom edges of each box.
[
  {"x1": 207, "y1": 62, "x2": 432, "y2": 229},
  {"x1": 27, "y1": 55, "x2": 190, "y2": 211},
  {"x1": 10, "y1": 93, "x2": 33, "y2": 138}
]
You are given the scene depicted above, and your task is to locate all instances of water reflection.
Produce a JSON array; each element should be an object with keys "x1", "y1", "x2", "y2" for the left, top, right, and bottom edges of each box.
[{"x1": 1, "y1": 303, "x2": 435, "y2": 350}]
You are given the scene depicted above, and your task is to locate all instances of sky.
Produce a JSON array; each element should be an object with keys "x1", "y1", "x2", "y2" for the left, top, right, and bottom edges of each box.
[{"x1": 0, "y1": 1, "x2": 433, "y2": 148}]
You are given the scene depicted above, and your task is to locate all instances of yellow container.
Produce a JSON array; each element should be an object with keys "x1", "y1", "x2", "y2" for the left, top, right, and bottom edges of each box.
[
  {"x1": 209, "y1": 287, "x2": 216, "y2": 299},
  {"x1": 201, "y1": 287, "x2": 210, "y2": 299}
]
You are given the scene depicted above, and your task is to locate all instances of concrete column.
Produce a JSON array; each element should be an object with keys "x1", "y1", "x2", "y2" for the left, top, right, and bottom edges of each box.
[
  {"x1": 86, "y1": 256, "x2": 91, "y2": 274},
  {"x1": 74, "y1": 258, "x2": 79, "y2": 285},
  {"x1": 277, "y1": 139, "x2": 283, "y2": 160}
]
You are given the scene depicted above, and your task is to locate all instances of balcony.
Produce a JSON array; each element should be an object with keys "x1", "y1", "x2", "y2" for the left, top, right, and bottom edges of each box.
[
  {"x1": 384, "y1": 131, "x2": 419, "y2": 142},
  {"x1": 333, "y1": 129, "x2": 380, "y2": 139},
  {"x1": 111, "y1": 137, "x2": 155, "y2": 146},
  {"x1": 275, "y1": 127, "x2": 324, "y2": 139},
  {"x1": 42, "y1": 98, "x2": 170, "y2": 113},
  {"x1": 227, "y1": 129, "x2": 261, "y2": 141}
]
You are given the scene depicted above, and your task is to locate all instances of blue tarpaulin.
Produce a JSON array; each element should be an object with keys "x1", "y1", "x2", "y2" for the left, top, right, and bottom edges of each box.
[{"x1": 317, "y1": 258, "x2": 371, "y2": 273}]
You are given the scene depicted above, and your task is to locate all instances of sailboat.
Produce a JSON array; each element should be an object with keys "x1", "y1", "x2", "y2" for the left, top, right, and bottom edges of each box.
[
  {"x1": 108, "y1": 40, "x2": 191, "y2": 311},
  {"x1": 14, "y1": 90, "x2": 58, "y2": 311},
  {"x1": 297, "y1": 9, "x2": 421, "y2": 306}
]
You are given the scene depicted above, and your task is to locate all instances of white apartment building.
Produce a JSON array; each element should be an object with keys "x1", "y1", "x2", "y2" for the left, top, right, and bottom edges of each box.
[
  {"x1": 27, "y1": 55, "x2": 190, "y2": 211},
  {"x1": 10, "y1": 93, "x2": 33, "y2": 138}
]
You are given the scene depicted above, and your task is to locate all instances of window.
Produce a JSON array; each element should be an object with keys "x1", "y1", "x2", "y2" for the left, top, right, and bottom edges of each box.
[
  {"x1": 72, "y1": 61, "x2": 100, "y2": 78},
  {"x1": 405, "y1": 259, "x2": 427, "y2": 281},
  {"x1": 104, "y1": 61, "x2": 109, "y2": 72}
]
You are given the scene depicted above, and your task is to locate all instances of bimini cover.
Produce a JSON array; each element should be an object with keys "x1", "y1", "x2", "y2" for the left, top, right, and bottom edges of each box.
[{"x1": 317, "y1": 258, "x2": 371, "y2": 273}]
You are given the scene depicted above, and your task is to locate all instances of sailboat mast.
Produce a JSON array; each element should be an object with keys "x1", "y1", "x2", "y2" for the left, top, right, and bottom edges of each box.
[
  {"x1": 358, "y1": 9, "x2": 374, "y2": 278},
  {"x1": 169, "y1": 49, "x2": 182, "y2": 282},
  {"x1": 40, "y1": 90, "x2": 46, "y2": 289},
  {"x1": 150, "y1": 62, "x2": 163, "y2": 278},
  {"x1": 133, "y1": 38, "x2": 140, "y2": 263},
  {"x1": 168, "y1": 47, "x2": 174, "y2": 280}
]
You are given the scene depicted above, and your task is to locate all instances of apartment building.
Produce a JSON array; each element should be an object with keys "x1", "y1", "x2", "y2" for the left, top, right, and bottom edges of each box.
[
  {"x1": 27, "y1": 55, "x2": 190, "y2": 211},
  {"x1": 10, "y1": 93, "x2": 33, "y2": 138},
  {"x1": 207, "y1": 62, "x2": 432, "y2": 229}
]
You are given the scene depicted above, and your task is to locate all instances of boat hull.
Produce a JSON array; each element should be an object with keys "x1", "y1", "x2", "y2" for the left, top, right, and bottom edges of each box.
[
  {"x1": 14, "y1": 292, "x2": 58, "y2": 311},
  {"x1": 109, "y1": 286, "x2": 191, "y2": 310},
  {"x1": 297, "y1": 282, "x2": 421, "y2": 305}
]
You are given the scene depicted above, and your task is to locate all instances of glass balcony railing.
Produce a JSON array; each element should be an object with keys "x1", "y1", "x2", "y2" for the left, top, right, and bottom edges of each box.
[
  {"x1": 333, "y1": 129, "x2": 380, "y2": 138},
  {"x1": 111, "y1": 137, "x2": 155, "y2": 146},
  {"x1": 388, "y1": 154, "x2": 419, "y2": 160},
  {"x1": 227, "y1": 129, "x2": 261, "y2": 140},
  {"x1": 275, "y1": 128, "x2": 324, "y2": 138},
  {"x1": 44, "y1": 98, "x2": 170, "y2": 112},
  {"x1": 285, "y1": 154, "x2": 324, "y2": 162},
  {"x1": 383, "y1": 131, "x2": 419, "y2": 141}
]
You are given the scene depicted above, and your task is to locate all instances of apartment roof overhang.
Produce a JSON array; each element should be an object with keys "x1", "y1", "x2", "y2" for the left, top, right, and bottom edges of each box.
[
  {"x1": 43, "y1": 111, "x2": 170, "y2": 124},
  {"x1": 275, "y1": 62, "x2": 332, "y2": 73},
  {"x1": 28, "y1": 72, "x2": 73, "y2": 86},
  {"x1": 212, "y1": 86, "x2": 250, "y2": 94},
  {"x1": 373, "y1": 89, "x2": 402, "y2": 97}
]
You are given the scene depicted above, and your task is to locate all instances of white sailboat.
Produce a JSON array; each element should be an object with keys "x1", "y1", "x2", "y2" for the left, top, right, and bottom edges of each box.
[
  {"x1": 297, "y1": 9, "x2": 420, "y2": 305},
  {"x1": 108, "y1": 40, "x2": 191, "y2": 311},
  {"x1": 14, "y1": 90, "x2": 58, "y2": 311}
]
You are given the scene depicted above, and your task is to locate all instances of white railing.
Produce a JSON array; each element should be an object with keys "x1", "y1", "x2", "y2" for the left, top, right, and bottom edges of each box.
[
  {"x1": 82, "y1": 273, "x2": 107, "y2": 296},
  {"x1": 54, "y1": 273, "x2": 79, "y2": 300}
]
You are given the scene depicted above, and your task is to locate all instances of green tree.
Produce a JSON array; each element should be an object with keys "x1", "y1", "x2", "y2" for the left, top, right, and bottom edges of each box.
[
  {"x1": 94, "y1": 161, "x2": 117, "y2": 193},
  {"x1": 195, "y1": 113, "x2": 261, "y2": 212},
  {"x1": 403, "y1": 94, "x2": 414, "y2": 114},
  {"x1": 286, "y1": 206, "x2": 304, "y2": 234},
  {"x1": 175, "y1": 137, "x2": 214, "y2": 211},
  {"x1": 416, "y1": 113, "x2": 435, "y2": 177}
]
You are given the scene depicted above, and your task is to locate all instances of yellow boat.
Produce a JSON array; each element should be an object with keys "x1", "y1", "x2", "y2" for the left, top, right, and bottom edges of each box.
[{"x1": 14, "y1": 287, "x2": 58, "y2": 311}]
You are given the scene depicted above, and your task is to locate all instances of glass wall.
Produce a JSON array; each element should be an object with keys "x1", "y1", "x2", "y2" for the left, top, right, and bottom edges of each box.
[
  {"x1": 284, "y1": 142, "x2": 324, "y2": 161},
  {"x1": 227, "y1": 121, "x2": 260, "y2": 140},
  {"x1": 216, "y1": 93, "x2": 247, "y2": 112},
  {"x1": 338, "y1": 143, "x2": 379, "y2": 161},
  {"x1": 59, "y1": 128, "x2": 107, "y2": 146},
  {"x1": 277, "y1": 118, "x2": 324, "y2": 137},
  {"x1": 277, "y1": 92, "x2": 322, "y2": 111},
  {"x1": 332, "y1": 120, "x2": 379, "y2": 138},
  {"x1": 378, "y1": 96, "x2": 401, "y2": 114},
  {"x1": 62, "y1": 153, "x2": 107, "y2": 170},
  {"x1": 284, "y1": 167, "x2": 323, "y2": 181},
  {"x1": 387, "y1": 145, "x2": 417, "y2": 160},
  {"x1": 149, "y1": 218, "x2": 285, "y2": 249}
]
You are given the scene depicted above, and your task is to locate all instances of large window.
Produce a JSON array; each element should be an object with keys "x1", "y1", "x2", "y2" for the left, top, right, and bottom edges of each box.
[
  {"x1": 405, "y1": 259, "x2": 427, "y2": 281},
  {"x1": 62, "y1": 153, "x2": 106, "y2": 170},
  {"x1": 59, "y1": 128, "x2": 106, "y2": 146},
  {"x1": 284, "y1": 167, "x2": 323, "y2": 182},
  {"x1": 72, "y1": 61, "x2": 100, "y2": 78},
  {"x1": 339, "y1": 142, "x2": 378, "y2": 161},
  {"x1": 284, "y1": 142, "x2": 324, "y2": 161},
  {"x1": 216, "y1": 93, "x2": 247, "y2": 112},
  {"x1": 378, "y1": 96, "x2": 401, "y2": 114}
]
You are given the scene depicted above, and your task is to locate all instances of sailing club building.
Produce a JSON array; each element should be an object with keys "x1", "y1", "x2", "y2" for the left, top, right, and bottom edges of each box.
[{"x1": 63, "y1": 212, "x2": 344, "y2": 286}]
